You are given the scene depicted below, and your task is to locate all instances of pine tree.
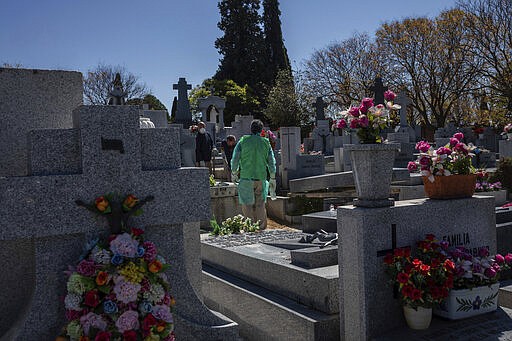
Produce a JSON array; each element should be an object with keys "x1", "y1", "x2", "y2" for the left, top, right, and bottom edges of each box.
[
  {"x1": 263, "y1": 0, "x2": 291, "y2": 84},
  {"x1": 214, "y1": 0, "x2": 267, "y2": 93}
]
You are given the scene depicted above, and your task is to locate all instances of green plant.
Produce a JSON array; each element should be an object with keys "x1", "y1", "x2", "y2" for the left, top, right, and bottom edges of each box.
[
  {"x1": 209, "y1": 174, "x2": 216, "y2": 187},
  {"x1": 209, "y1": 214, "x2": 259, "y2": 236},
  {"x1": 490, "y1": 157, "x2": 512, "y2": 191}
]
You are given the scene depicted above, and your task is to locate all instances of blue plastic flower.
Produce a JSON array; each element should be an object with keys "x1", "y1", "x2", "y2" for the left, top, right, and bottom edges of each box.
[
  {"x1": 111, "y1": 254, "x2": 124, "y2": 265},
  {"x1": 137, "y1": 246, "x2": 145, "y2": 257},
  {"x1": 104, "y1": 300, "x2": 118, "y2": 314},
  {"x1": 139, "y1": 300, "x2": 153, "y2": 314}
]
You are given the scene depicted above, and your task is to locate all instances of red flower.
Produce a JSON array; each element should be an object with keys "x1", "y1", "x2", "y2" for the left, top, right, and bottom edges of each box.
[
  {"x1": 383, "y1": 253, "x2": 394, "y2": 265},
  {"x1": 95, "y1": 331, "x2": 111, "y2": 341},
  {"x1": 393, "y1": 248, "x2": 404, "y2": 257},
  {"x1": 425, "y1": 234, "x2": 435, "y2": 241},
  {"x1": 431, "y1": 258, "x2": 441, "y2": 268},
  {"x1": 84, "y1": 290, "x2": 100, "y2": 308},
  {"x1": 412, "y1": 259, "x2": 422, "y2": 268},
  {"x1": 444, "y1": 259, "x2": 455, "y2": 271},
  {"x1": 143, "y1": 314, "x2": 157, "y2": 331},
  {"x1": 397, "y1": 272, "x2": 409, "y2": 284},
  {"x1": 411, "y1": 288, "x2": 422, "y2": 300},
  {"x1": 402, "y1": 285, "x2": 413, "y2": 298},
  {"x1": 131, "y1": 227, "x2": 144, "y2": 236},
  {"x1": 403, "y1": 247, "x2": 411, "y2": 258},
  {"x1": 420, "y1": 264, "x2": 430, "y2": 274},
  {"x1": 123, "y1": 331, "x2": 137, "y2": 341}
]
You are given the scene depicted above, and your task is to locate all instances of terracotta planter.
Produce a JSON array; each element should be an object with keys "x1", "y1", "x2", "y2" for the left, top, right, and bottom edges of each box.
[
  {"x1": 345, "y1": 143, "x2": 399, "y2": 207},
  {"x1": 403, "y1": 306, "x2": 432, "y2": 330},
  {"x1": 434, "y1": 283, "x2": 499, "y2": 320},
  {"x1": 422, "y1": 174, "x2": 477, "y2": 199}
]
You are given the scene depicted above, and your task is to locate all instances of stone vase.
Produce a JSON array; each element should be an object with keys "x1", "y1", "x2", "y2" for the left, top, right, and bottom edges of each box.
[
  {"x1": 345, "y1": 143, "x2": 399, "y2": 207},
  {"x1": 403, "y1": 306, "x2": 432, "y2": 330}
]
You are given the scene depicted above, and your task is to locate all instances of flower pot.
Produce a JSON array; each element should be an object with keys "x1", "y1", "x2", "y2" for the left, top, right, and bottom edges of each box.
[
  {"x1": 434, "y1": 283, "x2": 499, "y2": 320},
  {"x1": 345, "y1": 143, "x2": 399, "y2": 207},
  {"x1": 403, "y1": 306, "x2": 432, "y2": 330},
  {"x1": 422, "y1": 174, "x2": 477, "y2": 199}
]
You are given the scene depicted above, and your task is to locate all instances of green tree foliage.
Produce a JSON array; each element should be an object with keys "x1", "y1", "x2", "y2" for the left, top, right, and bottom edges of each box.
[
  {"x1": 264, "y1": 69, "x2": 305, "y2": 129},
  {"x1": 263, "y1": 0, "x2": 291, "y2": 83},
  {"x1": 214, "y1": 0, "x2": 267, "y2": 94},
  {"x1": 127, "y1": 94, "x2": 167, "y2": 111},
  {"x1": 189, "y1": 78, "x2": 260, "y2": 125}
]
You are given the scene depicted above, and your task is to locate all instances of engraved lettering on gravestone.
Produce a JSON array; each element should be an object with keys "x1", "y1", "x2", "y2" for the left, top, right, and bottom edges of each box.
[
  {"x1": 441, "y1": 232, "x2": 489, "y2": 256},
  {"x1": 101, "y1": 137, "x2": 125, "y2": 154}
]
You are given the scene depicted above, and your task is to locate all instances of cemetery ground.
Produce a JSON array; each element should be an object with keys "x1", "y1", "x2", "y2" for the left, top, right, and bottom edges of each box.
[{"x1": 2, "y1": 67, "x2": 512, "y2": 340}]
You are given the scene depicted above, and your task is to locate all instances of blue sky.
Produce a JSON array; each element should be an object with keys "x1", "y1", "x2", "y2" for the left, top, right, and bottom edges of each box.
[{"x1": 1, "y1": 0, "x2": 456, "y2": 109}]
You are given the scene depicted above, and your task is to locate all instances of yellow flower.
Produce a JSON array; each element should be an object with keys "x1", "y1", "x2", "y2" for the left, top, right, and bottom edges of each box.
[{"x1": 119, "y1": 262, "x2": 146, "y2": 283}]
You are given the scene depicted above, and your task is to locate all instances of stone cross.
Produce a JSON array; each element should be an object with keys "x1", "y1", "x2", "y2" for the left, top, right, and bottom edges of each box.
[
  {"x1": 172, "y1": 77, "x2": 193, "y2": 126},
  {"x1": 396, "y1": 91, "x2": 412, "y2": 127},
  {"x1": 370, "y1": 77, "x2": 388, "y2": 105},
  {"x1": 313, "y1": 96, "x2": 328, "y2": 122},
  {"x1": 0, "y1": 105, "x2": 238, "y2": 340}
]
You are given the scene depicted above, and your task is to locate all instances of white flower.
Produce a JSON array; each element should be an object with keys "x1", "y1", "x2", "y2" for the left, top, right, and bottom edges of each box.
[{"x1": 64, "y1": 293, "x2": 82, "y2": 311}]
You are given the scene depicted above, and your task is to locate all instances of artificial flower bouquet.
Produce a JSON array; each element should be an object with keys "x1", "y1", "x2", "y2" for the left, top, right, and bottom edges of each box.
[
  {"x1": 261, "y1": 129, "x2": 277, "y2": 149},
  {"x1": 334, "y1": 90, "x2": 401, "y2": 144},
  {"x1": 407, "y1": 132, "x2": 476, "y2": 183},
  {"x1": 475, "y1": 170, "x2": 502, "y2": 192},
  {"x1": 65, "y1": 194, "x2": 175, "y2": 341},
  {"x1": 503, "y1": 123, "x2": 512, "y2": 140},
  {"x1": 384, "y1": 235, "x2": 455, "y2": 309}
]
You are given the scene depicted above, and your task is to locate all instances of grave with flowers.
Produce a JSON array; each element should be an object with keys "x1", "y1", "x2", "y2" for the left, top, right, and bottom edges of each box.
[{"x1": 0, "y1": 74, "x2": 240, "y2": 341}]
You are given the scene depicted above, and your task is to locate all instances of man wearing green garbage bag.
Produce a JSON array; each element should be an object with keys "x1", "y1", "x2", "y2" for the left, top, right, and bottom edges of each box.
[{"x1": 231, "y1": 119, "x2": 277, "y2": 230}]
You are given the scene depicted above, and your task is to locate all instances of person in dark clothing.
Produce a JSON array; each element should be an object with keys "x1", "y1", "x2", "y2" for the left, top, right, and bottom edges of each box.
[
  {"x1": 221, "y1": 135, "x2": 236, "y2": 181},
  {"x1": 195, "y1": 121, "x2": 214, "y2": 174}
]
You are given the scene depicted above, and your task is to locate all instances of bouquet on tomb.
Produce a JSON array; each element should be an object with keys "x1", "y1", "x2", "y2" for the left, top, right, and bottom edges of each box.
[
  {"x1": 64, "y1": 194, "x2": 175, "y2": 341},
  {"x1": 503, "y1": 123, "x2": 512, "y2": 140},
  {"x1": 335, "y1": 90, "x2": 401, "y2": 144},
  {"x1": 407, "y1": 132, "x2": 476, "y2": 182},
  {"x1": 444, "y1": 244, "x2": 511, "y2": 290},
  {"x1": 189, "y1": 124, "x2": 198, "y2": 134},
  {"x1": 384, "y1": 235, "x2": 455, "y2": 309},
  {"x1": 475, "y1": 170, "x2": 502, "y2": 192}
]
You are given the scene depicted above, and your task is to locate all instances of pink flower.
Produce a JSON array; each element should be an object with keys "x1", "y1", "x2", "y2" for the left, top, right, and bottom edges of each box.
[
  {"x1": 453, "y1": 132, "x2": 464, "y2": 140},
  {"x1": 384, "y1": 90, "x2": 396, "y2": 101},
  {"x1": 77, "y1": 259, "x2": 97, "y2": 277},
  {"x1": 419, "y1": 156, "x2": 430, "y2": 166},
  {"x1": 152, "y1": 304, "x2": 173, "y2": 323},
  {"x1": 407, "y1": 161, "x2": 418, "y2": 172},
  {"x1": 505, "y1": 253, "x2": 512, "y2": 264},
  {"x1": 115, "y1": 310, "x2": 140, "y2": 333},
  {"x1": 359, "y1": 115, "x2": 369, "y2": 128},
  {"x1": 359, "y1": 104, "x2": 368, "y2": 114},
  {"x1": 484, "y1": 267, "x2": 497, "y2": 278},
  {"x1": 110, "y1": 233, "x2": 139, "y2": 258},
  {"x1": 349, "y1": 119, "x2": 360, "y2": 129},
  {"x1": 143, "y1": 241, "x2": 157, "y2": 262},
  {"x1": 114, "y1": 277, "x2": 141, "y2": 304},
  {"x1": 495, "y1": 254, "x2": 505, "y2": 264},
  {"x1": 361, "y1": 97, "x2": 374, "y2": 110},
  {"x1": 453, "y1": 142, "x2": 469, "y2": 154},
  {"x1": 479, "y1": 248, "x2": 490, "y2": 257},
  {"x1": 336, "y1": 119, "x2": 347, "y2": 129},
  {"x1": 415, "y1": 141, "x2": 431, "y2": 153},
  {"x1": 449, "y1": 137, "x2": 459, "y2": 146},
  {"x1": 436, "y1": 147, "x2": 452, "y2": 155},
  {"x1": 348, "y1": 106, "x2": 360, "y2": 117},
  {"x1": 80, "y1": 312, "x2": 107, "y2": 335}
]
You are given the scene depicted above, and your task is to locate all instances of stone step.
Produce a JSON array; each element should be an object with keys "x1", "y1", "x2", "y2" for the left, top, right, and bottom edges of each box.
[
  {"x1": 202, "y1": 265, "x2": 340, "y2": 341},
  {"x1": 201, "y1": 240, "x2": 339, "y2": 314},
  {"x1": 302, "y1": 210, "x2": 337, "y2": 233},
  {"x1": 497, "y1": 207, "x2": 512, "y2": 224},
  {"x1": 289, "y1": 168, "x2": 410, "y2": 193}
]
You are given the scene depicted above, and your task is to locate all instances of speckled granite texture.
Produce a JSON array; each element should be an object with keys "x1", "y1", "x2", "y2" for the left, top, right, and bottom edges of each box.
[
  {"x1": 0, "y1": 68, "x2": 83, "y2": 177},
  {"x1": 0, "y1": 105, "x2": 239, "y2": 340},
  {"x1": 338, "y1": 196, "x2": 496, "y2": 340}
]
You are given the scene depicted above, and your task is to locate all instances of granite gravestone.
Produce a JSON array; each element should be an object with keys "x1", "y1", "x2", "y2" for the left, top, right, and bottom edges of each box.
[
  {"x1": 280, "y1": 127, "x2": 301, "y2": 189},
  {"x1": 172, "y1": 77, "x2": 193, "y2": 127},
  {"x1": 0, "y1": 68, "x2": 83, "y2": 177},
  {"x1": 500, "y1": 140, "x2": 512, "y2": 158},
  {"x1": 387, "y1": 92, "x2": 416, "y2": 167},
  {"x1": 0, "y1": 105, "x2": 239, "y2": 340},
  {"x1": 197, "y1": 92, "x2": 226, "y2": 133},
  {"x1": 108, "y1": 72, "x2": 127, "y2": 105},
  {"x1": 313, "y1": 96, "x2": 327, "y2": 122},
  {"x1": 338, "y1": 196, "x2": 496, "y2": 340}
]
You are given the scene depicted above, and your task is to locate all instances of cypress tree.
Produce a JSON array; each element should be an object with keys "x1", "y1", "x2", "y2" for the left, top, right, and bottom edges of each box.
[
  {"x1": 214, "y1": 0, "x2": 267, "y2": 93},
  {"x1": 263, "y1": 0, "x2": 291, "y2": 83}
]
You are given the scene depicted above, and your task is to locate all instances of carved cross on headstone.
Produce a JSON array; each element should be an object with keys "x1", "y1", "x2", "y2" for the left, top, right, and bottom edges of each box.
[
  {"x1": 108, "y1": 72, "x2": 127, "y2": 105},
  {"x1": 313, "y1": 96, "x2": 328, "y2": 122},
  {"x1": 172, "y1": 77, "x2": 193, "y2": 126},
  {"x1": 396, "y1": 91, "x2": 412, "y2": 127},
  {"x1": 376, "y1": 224, "x2": 410, "y2": 298},
  {"x1": 370, "y1": 77, "x2": 388, "y2": 106}
]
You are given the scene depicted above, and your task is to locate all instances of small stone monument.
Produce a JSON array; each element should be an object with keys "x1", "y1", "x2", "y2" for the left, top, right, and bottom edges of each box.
[
  {"x1": 370, "y1": 76, "x2": 388, "y2": 105},
  {"x1": 108, "y1": 73, "x2": 128, "y2": 105},
  {"x1": 172, "y1": 77, "x2": 193, "y2": 127}
]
